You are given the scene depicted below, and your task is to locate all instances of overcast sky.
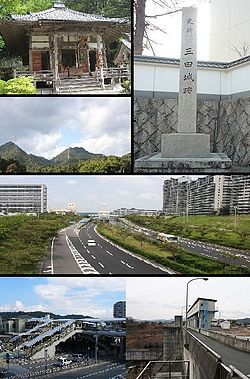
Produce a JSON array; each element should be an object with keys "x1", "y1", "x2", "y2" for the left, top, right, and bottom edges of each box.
[
  {"x1": 0, "y1": 97, "x2": 131, "y2": 158},
  {"x1": 145, "y1": 1, "x2": 210, "y2": 59},
  {"x1": 0, "y1": 175, "x2": 205, "y2": 212},
  {"x1": 0, "y1": 277, "x2": 125, "y2": 318},
  {"x1": 127, "y1": 277, "x2": 250, "y2": 320}
]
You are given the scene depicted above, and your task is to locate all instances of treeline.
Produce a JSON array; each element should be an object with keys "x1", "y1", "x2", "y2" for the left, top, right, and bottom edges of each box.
[
  {"x1": 0, "y1": 155, "x2": 131, "y2": 173},
  {"x1": 0, "y1": 0, "x2": 131, "y2": 19},
  {"x1": 0, "y1": 157, "x2": 26, "y2": 173}
]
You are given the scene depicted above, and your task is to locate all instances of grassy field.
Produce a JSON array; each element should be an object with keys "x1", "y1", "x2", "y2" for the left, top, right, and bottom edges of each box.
[
  {"x1": 0, "y1": 214, "x2": 80, "y2": 274},
  {"x1": 97, "y1": 223, "x2": 249, "y2": 275},
  {"x1": 126, "y1": 215, "x2": 250, "y2": 250}
]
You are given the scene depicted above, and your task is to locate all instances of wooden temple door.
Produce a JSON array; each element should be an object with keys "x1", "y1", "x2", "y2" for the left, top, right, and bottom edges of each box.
[{"x1": 32, "y1": 51, "x2": 42, "y2": 71}]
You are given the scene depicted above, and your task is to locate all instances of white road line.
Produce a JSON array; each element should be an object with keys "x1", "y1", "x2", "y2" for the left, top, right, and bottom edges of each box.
[
  {"x1": 121, "y1": 260, "x2": 125, "y2": 265},
  {"x1": 87, "y1": 249, "x2": 90, "y2": 254},
  {"x1": 65, "y1": 235, "x2": 99, "y2": 275},
  {"x1": 106, "y1": 250, "x2": 113, "y2": 256},
  {"x1": 50, "y1": 236, "x2": 55, "y2": 275},
  {"x1": 99, "y1": 263, "x2": 104, "y2": 268},
  {"x1": 91, "y1": 255, "x2": 96, "y2": 260}
]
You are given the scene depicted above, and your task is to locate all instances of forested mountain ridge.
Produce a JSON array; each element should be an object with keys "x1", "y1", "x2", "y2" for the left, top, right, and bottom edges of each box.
[{"x1": 0, "y1": 142, "x2": 131, "y2": 173}]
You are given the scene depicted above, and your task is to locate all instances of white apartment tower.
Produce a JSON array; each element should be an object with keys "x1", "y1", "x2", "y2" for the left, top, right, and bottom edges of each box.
[{"x1": 209, "y1": 0, "x2": 250, "y2": 62}]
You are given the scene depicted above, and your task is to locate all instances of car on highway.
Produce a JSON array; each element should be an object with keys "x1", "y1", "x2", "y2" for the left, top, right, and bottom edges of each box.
[
  {"x1": 55, "y1": 357, "x2": 72, "y2": 367},
  {"x1": 87, "y1": 239, "x2": 96, "y2": 246},
  {"x1": 71, "y1": 354, "x2": 84, "y2": 362},
  {"x1": 157, "y1": 233, "x2": 179, "y2": 243}
]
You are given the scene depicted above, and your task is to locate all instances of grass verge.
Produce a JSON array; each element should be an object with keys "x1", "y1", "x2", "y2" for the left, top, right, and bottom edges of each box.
[
  {"x1": 0, "y1": 214, "x2": 80, "y2": 274},
  {"x1": 126, "y1": 215, "x2": 250, "y2": 250}
]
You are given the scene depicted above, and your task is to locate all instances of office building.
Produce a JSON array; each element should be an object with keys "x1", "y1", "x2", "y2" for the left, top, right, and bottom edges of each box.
[
  {"x1": 113, "y1": 301, "x2": 126, "y2": 318},
  {"x1": 187, "y1": 298, "x2": 218, "y2": 330},
  {"x1": 0, "y1": 184, "x2": 47, "y2": 214}
]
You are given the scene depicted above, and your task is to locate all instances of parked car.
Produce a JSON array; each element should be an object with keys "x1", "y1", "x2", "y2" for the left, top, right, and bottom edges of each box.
[
  {"x1": 55, "y1": 357, "x2": 72, "y2": 367},
  {"x1": 71, "y1": 354, "x2": 83, "y2": 362}
]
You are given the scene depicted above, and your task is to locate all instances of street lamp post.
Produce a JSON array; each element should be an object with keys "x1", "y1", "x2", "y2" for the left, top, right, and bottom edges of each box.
[{"x1": 185, "y1": 278, "x2": 208, "y2": 341}]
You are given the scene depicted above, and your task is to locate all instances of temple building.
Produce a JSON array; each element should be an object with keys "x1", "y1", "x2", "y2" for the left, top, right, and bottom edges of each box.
[{"x1": 0, "y1": 0, "x2": 130, "y2": 92}]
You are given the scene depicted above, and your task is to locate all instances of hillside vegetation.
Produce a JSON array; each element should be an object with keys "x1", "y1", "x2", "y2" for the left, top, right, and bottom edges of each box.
[
  {"x1": 0, "y1": 214, "x2": 80, "y2": 274},
  {"x1": 126, "y1": 215, "x2": 250, "y2": 250},
  {"x1": 0, "y1": 143, "x2": 131, "y2": 173}
]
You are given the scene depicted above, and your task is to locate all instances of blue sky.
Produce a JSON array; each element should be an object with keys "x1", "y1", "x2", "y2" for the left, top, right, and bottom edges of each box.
[
  {"x1": 0, "y1": 175, "x2": 205, "y2": 212},
  {"x1": 0, "y1": 97, "x2": 131, "y2": 158},
  {"x1": 0, "y1": 278, "x2": 125, "y2": 318}
]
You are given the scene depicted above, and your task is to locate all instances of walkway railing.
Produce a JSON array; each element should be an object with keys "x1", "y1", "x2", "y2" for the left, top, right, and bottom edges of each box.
[{"x1": 134, "y1": 360, "x2": 190, "y2": 379}]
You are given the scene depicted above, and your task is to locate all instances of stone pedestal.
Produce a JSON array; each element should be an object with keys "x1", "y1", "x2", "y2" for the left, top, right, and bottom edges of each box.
[
  {"x1": 161, "y1": 133, "x2": 210, "y2": 158},
  {"x1": 135, "y1": 153, "x2": 232, "y2": 173}
]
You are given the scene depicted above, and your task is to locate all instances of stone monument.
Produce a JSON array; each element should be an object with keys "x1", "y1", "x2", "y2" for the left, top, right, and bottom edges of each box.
[{"x1": 135, "y1": 7, "x2": 232, "y2": 173}]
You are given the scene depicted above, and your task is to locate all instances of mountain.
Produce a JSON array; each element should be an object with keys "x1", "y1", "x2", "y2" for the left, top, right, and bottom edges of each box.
[
  {"x1": 0, "y1": 142, "x2": 50, "y2": 167},
  {"x1": 51, "y1": 147, "x2": 104, "y2": 165},
  {"x1": 0, "y1": 311, "x2": 92, "y2": 320},
  {"x1": 0, "y1": 142, "x2": 105, "y2": 169}
]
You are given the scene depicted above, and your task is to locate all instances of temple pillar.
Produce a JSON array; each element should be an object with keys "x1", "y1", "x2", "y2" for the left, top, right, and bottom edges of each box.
[
  {"x1": 54, "y1": 33, "x2": 59, "y2": 91},
  {"x1": 29, "y1": 31, "x2": 33, "y2": 72},
  {"x1": 97, "y1": 34, "x2": 104, "y2": 88}
]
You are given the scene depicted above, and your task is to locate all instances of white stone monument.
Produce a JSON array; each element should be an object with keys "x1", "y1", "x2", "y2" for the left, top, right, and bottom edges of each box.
[{"x1": 135, "y1": 7, "x2": 232, "y2": 173}]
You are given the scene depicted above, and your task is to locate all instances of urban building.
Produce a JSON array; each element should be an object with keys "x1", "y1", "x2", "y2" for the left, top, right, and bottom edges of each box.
[
  {"x1": 209, "y1": 0, "x2": 250, "y2": 62},
  {"x1": 163, "y1": 175, "x2": 250, "y2": 215},
  {"x1": 0, "y1": 184, "x2": 47, "y2": 214},
  {"x1": 187, "y1": 298, "x2": 218, "y2": 330},
  {"x1": 48, "y1": 202, "x2": 77, "y2": 215},
  {"x1": 112, "y1": 208, "x2": 159, "y2": 216},
  {"x1": 1, "y1": 318, "x2": 26, "y2": 334},
  {"x1": 231, "y1": 175, "x2": 250, "y2": 214},
  {"x1": 113, "y1": 301, "x2": 126, "y2": 318}
]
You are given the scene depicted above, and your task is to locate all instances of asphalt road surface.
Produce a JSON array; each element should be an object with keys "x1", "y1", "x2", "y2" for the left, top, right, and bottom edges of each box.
[
  {"x1": 190, "y1": 330, "x2": 250, "y2": 376},
  {"x1": 179, "y1": 238, "x2": 250, "y2": 268},
  {"x1": 1, "y1": 361, "x2": 125, "y2": 379},
  {"x1": 41, "y1": 223, "x2": 171, "y2": 275},
  {"x1": 121, "y1": 219, "x2": 250, "y2": 269}
]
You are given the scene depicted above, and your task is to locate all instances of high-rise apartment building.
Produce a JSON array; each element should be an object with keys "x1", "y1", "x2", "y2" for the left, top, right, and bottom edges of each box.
[
  {"x1": 113, "y1": 301, "x2": 126, "y2": 318},
  {"x1": 163, "y1": 176, "x2": 250, "y2": 215},
  {"x1": 0, "y1": 184, "x2": 47, "y2": 214}
]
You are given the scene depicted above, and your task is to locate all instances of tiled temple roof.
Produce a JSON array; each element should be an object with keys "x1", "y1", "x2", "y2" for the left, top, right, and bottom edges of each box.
[{"x1": 7, "y1": 3, "x2": 127, "y2": 24}]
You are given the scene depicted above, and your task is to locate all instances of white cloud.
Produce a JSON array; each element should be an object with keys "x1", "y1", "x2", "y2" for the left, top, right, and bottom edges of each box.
[
  {"x1": 0, "y1": 97, "x2": 131, "y2": 158},
  {"x1": 33, "y1": 278, "x2": 125, "y2": 317},
  {"x1": 0, "y1": 300, "x2": 45, "y2": 313}
]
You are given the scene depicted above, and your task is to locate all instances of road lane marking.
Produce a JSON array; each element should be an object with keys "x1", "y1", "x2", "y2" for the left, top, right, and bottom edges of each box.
[
  {"x1": 106, "y1": 250, "x2": 113, "y2": 256},
  {"x1": 121, "y1": 260, "x2": 125, "y2": 265},
  {"x1": 91, "y1": 255, "x2": 96, "y2": 260},
  {"x1": 65, "y1": 235, "x2": 99, "y2": 275},
  {"x1": 99, "y1": 263, "x2": 104, "y2": 268},
  {"x1": 50, "y1": 237, "x2": 55, "y2": 275}
]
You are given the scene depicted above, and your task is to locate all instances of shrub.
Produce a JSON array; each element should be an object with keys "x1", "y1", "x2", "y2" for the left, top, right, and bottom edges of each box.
[
  {"x1": 4, "y1": 76, "x2": 36, "y2": 94},
  {"x1": 0, "y1": 79, "x2": 5, "y2": 94}
]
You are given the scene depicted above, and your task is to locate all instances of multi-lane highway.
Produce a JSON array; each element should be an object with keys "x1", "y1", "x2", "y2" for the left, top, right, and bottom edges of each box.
[
  {"x1": 190, "y1": 330, "x2": 250, "y2": 377},
  {"x1": 41, "y1": 223, "x2": 173, "y2": 275},
  {"x1": 1, "y1": 360, "x2": 125, "y2": 379},
  {"x1": 120, "y1": 219, "x2": 250, "y2": 269}
]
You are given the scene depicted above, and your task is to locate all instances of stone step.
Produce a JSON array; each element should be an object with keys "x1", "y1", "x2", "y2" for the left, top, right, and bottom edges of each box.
[{"x1": 59, "y1": 81, "x2": 101, "y2": 88}]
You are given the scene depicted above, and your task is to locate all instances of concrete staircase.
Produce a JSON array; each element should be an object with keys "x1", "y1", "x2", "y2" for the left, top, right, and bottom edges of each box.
[{"x1": 58, "y1": 74, "x2": 103, "y2": 94}]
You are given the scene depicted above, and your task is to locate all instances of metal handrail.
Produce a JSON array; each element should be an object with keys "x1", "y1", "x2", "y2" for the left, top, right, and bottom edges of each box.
[
  {"x1": 187, "y1": 330, "x2": 222, "y2": 361},
  {"x1": 135, "y1": 360, "x2": 190, "y2": 379},
  {"x1": 229, "y1": 365, "x2": 249, "y2": 379}
]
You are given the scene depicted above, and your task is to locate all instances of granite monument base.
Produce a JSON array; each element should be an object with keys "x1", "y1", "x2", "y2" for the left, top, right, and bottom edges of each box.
[
  {"x1": 161, "y1": 133, "x2": 210, "y2": 158},
  {"x1": 135, "y1": 153, "x2": 232, "y2": 173}
]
